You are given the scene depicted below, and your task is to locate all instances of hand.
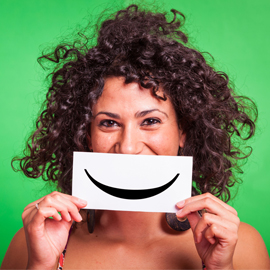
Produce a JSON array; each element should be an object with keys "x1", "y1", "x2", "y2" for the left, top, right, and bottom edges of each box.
[
  {"x1": 176, "y1": 193, "x2": 240, "y2": 270},
  {"x1": 22, "y1": 191, "x2": 87, "y2": 269}
]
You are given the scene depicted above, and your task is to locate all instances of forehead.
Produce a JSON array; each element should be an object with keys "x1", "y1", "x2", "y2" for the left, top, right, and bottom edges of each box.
[{"x1": 92, "y1": 77, "x2": 175, "y2": 114}]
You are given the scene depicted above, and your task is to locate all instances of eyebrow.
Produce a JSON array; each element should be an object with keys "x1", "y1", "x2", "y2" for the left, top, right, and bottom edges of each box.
[
  {"x1": 135, "y1": 109, "x2": 168, "y2": 118},
  {"x1": 93, "y1": 112, "x2": 120, "y2": 119},
  {"x1": 94, "y1": 109, "x2": 168, "y2": 119}
]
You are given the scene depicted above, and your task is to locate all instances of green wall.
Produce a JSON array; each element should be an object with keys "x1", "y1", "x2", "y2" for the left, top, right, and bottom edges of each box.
[{"x1": 1, "y1": 0, "x2": 269, "y2": 263}]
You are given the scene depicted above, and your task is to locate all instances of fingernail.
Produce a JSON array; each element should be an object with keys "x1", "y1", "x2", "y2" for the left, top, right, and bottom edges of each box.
[
  {"x1": 177, "y1": 200, "x2": 185, "y2": 207},
  {"x1": 79, "y1": 199, "x2": 87, "y2": 205},
  {"x1": 78, "y1": 213, "x2": 83, "y2": 221}
]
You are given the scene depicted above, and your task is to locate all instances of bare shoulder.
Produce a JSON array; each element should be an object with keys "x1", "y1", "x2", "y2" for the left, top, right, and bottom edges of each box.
[
  {"x1": 1, "y1": 227, "x2": 28, "y2": 269},
  {"x1": 234, "y1": 222, "x2": 270, "y2": 269}
]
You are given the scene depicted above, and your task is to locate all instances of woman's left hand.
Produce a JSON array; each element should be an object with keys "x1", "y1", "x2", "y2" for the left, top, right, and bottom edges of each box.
[{"x1": 176, "y1": 193, "x2": 240, "y2": 270}]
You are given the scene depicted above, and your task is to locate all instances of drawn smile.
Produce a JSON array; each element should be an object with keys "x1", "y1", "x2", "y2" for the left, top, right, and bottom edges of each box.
[{"x1": 84, "y1": 169, "x2": 180, "y2": 200}]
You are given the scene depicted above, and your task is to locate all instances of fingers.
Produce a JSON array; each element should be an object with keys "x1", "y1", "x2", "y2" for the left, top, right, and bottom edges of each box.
[
  {"x1": 193, "y1": 212, "x2": 239, "y2": 244},
  {"x1": 37, "y1": 194, "x2": 83, "y2": 222},
  {"x1": 177, "y1": 192, "x2": 236, "y2": 214},
  {"x1": 203, "y1": 223, "x2": 238, "y2": 247},
  {"x1": 176, "y1": 193, "x2": 238, "y2": 222},
  {"x1": 30, "y1": 206, "x2": 63, "y2": 227},
  {"x1": 22, "y1": 191, "x2": 88, "y2": 225},
  {"x1": 24, "y1": 191, "x2": 87, "y2": 211}
]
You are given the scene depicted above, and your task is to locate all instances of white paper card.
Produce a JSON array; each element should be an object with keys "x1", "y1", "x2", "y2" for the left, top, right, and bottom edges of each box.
[{"x1": 72, "y1": 152, "x2": 192, "y2": 213}]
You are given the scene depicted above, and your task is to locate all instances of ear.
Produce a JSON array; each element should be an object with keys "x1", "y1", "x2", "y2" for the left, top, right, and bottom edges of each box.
[
  {"x1": 86, "y1": 131, "x2": 92, "y2": 151},
  {"x1": 179, "y1": 130, "x2": 186, "y2": 148}
]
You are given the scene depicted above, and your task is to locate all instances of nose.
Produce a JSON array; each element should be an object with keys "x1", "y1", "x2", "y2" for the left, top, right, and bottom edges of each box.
[{"x1": 115, "y1": 124, "x2": 143, "y2": 154}]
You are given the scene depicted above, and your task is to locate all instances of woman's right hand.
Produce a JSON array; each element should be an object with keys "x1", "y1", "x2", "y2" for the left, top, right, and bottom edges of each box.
[{"x1": 22, "y1": 191, "x2": 87, "y2": 269}]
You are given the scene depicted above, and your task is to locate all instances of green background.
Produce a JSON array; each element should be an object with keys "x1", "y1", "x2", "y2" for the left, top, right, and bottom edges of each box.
[{"x1": 1, "y1": 0, "x2": 269, "y2": 264}]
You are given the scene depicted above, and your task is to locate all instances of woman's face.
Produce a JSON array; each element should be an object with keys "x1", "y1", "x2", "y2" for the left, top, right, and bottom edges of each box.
[{"x1": 88, "y1": 77, "x2": 185, "y2": 155}]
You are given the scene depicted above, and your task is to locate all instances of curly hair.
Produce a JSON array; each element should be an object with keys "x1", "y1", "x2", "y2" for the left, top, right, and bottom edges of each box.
[{"x1": 12, "y1": 5, "x2": 257, "y2": 202}]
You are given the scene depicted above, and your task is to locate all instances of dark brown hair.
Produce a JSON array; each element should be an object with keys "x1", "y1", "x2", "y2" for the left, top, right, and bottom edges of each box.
[{"x1": 12, "y1": 5, "x2": 257, "y2": 202}]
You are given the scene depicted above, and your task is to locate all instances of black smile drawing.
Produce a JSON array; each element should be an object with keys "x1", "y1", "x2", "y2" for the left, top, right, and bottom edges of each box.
[{"x1": 84, "y1": 169, "x2": 180, "y2": 200}]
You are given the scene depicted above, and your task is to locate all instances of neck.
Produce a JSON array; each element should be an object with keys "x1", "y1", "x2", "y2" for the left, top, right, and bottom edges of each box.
[{"x1": 95, "y1": 210, "x2": 169, "y2": 244}]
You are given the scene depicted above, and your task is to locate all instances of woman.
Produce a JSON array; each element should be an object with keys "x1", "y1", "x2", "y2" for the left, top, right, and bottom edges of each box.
[{"x1": 1, "y1": 5, "x2": 269, "y2": 269}]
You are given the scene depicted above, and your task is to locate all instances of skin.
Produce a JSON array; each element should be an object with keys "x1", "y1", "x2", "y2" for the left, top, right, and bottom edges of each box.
[{"x1": 1, "y1": 77, "x2": 269, "y2": 270}]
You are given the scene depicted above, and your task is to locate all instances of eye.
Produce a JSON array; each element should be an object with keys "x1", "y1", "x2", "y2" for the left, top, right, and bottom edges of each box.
[
  {"x1": 99, "y1": 119, "x2": 119, "y2": 127},
  {"x1": 141, "y1": 118, "x2": 161, "y2": 126}
]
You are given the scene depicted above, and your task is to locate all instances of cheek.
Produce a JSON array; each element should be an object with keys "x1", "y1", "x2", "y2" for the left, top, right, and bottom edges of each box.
[
  {"x1": 91, "y1": 131, "x2": 116, "y2": 152},
  {"x1": 147, "y1": 131, "x2": 179, "y2": 155}
]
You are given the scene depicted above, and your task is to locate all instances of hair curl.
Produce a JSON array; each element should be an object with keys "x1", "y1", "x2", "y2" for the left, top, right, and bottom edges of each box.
[{"x1": 12, "y1": 5, "x2": 257, "y2": 202}]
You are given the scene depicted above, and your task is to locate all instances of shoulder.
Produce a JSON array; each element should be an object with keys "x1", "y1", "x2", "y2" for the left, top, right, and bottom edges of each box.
[
  {"x1": 1, "y1": 227, "x2": 28, "y2": 269},
  {"x1": 234, "y1": 222, "x2": 270, "y2": 269}
]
